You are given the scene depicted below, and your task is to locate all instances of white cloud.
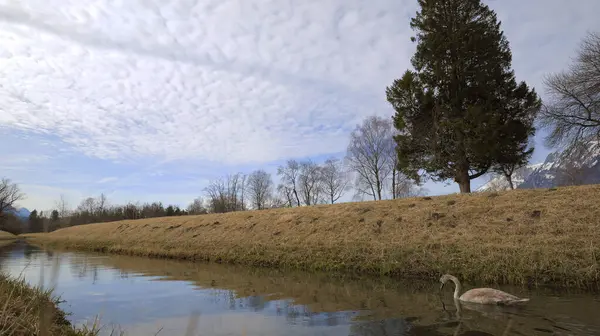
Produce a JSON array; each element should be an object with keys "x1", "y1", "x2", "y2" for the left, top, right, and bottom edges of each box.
[
  {"x1": 0, "y1": 0, "x2": 599, "y2": 209},
  {"x1": 97, "y1": 176, "x2": 118, "y2": 184},
  {"x1": 0, "y1": 0, "x2": 415, "y2": 165}
]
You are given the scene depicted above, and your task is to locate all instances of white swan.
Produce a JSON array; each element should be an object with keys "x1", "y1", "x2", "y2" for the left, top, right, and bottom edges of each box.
[{"x1": 440, "y1": 274, "x2": 529, "y2": 305}]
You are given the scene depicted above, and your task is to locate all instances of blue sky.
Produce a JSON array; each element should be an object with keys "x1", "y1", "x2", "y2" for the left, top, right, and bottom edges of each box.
[{"x1": 1, "y1": 0, "x2": 599, "y2": 211}]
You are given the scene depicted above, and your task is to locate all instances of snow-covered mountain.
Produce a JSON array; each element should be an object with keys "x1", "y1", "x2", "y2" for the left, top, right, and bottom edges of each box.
[{"x1": 477, "y1": 140, "x2": 600, "y2": 191}]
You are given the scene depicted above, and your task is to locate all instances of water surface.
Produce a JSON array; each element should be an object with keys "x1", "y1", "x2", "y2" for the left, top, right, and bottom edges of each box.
[{"x1": 1, "y1": 241, "x2": 599, "y2": 336}]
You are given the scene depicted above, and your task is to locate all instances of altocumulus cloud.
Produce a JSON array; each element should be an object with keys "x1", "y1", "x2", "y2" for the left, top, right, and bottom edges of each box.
[
  {"x1": 0, "y1": 0, "x2": 416, "y2": 165},
  {"x1": 0, "y1": 0, "x2": 599, "y2": 209}
]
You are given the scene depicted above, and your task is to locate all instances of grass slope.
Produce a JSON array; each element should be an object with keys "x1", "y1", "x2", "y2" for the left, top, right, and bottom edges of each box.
[
  {"x1": 0, "y1": 273, "x2": 101, "y2": 336},
  {"x1": 0, "y1": 230, "x2": 16, "y2": 240},
  {"x1": 25, "y1": 185, "x2": 600, "y2": 289}
]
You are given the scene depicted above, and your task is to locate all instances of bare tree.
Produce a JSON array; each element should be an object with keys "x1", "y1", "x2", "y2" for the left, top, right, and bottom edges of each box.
[
  {"x1": 276, "y1": 184, "x2": 294, "y2": 208},
  {"x1": 204, "y1": 177, "x2": 229, "y2": 213},
  {"x1": 55, "y1": 194, "x2": 71, "y2": 218},
  {"x1": 246, "y1": 170, "x2": 273, "y2": 210},
  {"x1": 239, "y1": 174, "x2": 247, "y2": 211},
  {"x1": 267, "y1": 195, "x2": 287, "y2": 208},
  {"x1": 77, "y1": 197, "x2": 97, "y2": 215},
  {"x1": 187, "y1": 197, "x2": 208, "y2": 215},
  {"x1": 204, "y1": 173, "x2": 246, "y2": 213},
  {"x1": 320, "y1": 158, "x2": 350, "y2": 204},
  {"x1": 540, "y1": 31, "x2": 600, "y2": 148},
  {"x1": 345, "y1": 115, "x2": 395, "y2": 201},
  {"x1": 277, "y1": 160, "x2": 302, "y2": 206},
  {"x1": 95, "y1": 193, "x2": 108, "y2": 215},
  {"x1": 394, "y1": 174, "x2": 427, "y2": 198},
  {"x1": 298, "y1": 160, "x2": 325, "y2": 205},
  {"x1": 0, "y1": 178, "x2": 25, "y2": 217}
]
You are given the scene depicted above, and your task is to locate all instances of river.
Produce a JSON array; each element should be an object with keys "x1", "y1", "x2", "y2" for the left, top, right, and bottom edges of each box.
[{"x1": 0, "y1": 240, "x2": 599, "y2": 336}]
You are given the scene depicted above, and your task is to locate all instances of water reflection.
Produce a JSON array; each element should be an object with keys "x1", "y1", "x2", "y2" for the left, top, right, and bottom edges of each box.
[{"x1": 0, "y1": 241, "x2": 599, "y2": 336}]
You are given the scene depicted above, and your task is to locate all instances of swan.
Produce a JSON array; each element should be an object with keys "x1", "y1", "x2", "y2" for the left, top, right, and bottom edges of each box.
[{"x1": 439, "y1": 274, "x2": 530, "y2": 305}]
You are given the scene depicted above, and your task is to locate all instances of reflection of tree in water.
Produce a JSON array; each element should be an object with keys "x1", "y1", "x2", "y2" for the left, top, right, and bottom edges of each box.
[
  {"x1": 23, "y1": 243, "x2": 36, "y2": 261},
  {"x1": 347, "y1": 316, "x2": 497, "y2": 336},
  {"x1": 271, "y1": 299, "x2": 358, "y2": 327},
  {"x1": 0, "y1": 241, "x2": 17, "y2": 267},
  {"x1": 68, "y1": 258, "x2": 99, "y2": 283},
  {"x1": 348, "y1": 318, "x2": 413, "y2": 336}
]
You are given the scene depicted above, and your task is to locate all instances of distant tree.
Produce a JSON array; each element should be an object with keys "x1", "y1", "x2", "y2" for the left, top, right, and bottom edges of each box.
[
  {"x1": 320, "y1": 158, "x2": 350, "y2": 204},
  {"x1": 276, "y1": 184, "x2": 294, "y2": 208},
  {"x1": 95, "y1": 193, "x2": 108, "y2": 215},
  {"x1": 77, "y1": 197, "x2": 97, "y2": 216},
  {"x1": 0, "y1": 178, "x2": 25, "y2": 218},
  {"x1": 141, "y1": 202, "x2": 165, "y2": 218},
  {"x1": 174, "y1": 206, "x2": 182, "y2": 216},
  {"x1": 28, "y1": 209, "x2": 43, "y2": 233},
  {"x1": 298, "y1": 160, "x2": 324, "y2": 205},
  {"x1": 386, "y1": 0, "x2": 540, "y2": 193},
  {"x1": 246, "y1": 169, "x2": 273, "y2": 210},
  {"x1": 55, "y1": 194, "x2": 71, "y2": 218},
  {"x1": 204, "y1": 174, "x2": 246, "y2": 213},
  {"x1": 540, "y1": 32, "x2": 600, "y2": 149},
  {"x1": 166, "y1": 205, "x2": 175, "y2": 216},
  {"x1": 393, "y1": 174, "x2": 427, "y2": 198},
  {"x1": 186, "y1": 197, "x2": 208, "y2": 215},
  {"x1": 50, "y1": 209, "x2": 59, "y2": 222},
  {"x1": 345, "y1": 116, "x2": 395, "y2": 200},
  {"x1": 277, "y1": 160, "x2": 302, "y2": 207}
]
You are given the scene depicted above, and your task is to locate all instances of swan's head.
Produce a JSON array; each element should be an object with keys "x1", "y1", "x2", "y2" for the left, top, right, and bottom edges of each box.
[
  {"x1": 439, "y1": 274, "x2": 453, "y2": 284},
  {"x1": 439, "y1": 274, "x2": 453, "y2": 291}
]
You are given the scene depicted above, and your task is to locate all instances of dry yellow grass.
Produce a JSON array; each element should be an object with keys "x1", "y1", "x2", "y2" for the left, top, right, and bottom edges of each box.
[
  {"x1": 0, "y1": 230, "x2": 16, "y2": 240},
  {"x1": 24, "y1": 185, "x2": 600, "y2": 289},
  {"x1": 0, "y1": 273, "x2": 104, "y2": 336}
]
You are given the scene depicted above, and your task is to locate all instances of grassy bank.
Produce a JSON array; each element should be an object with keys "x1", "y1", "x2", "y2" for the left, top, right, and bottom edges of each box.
[
  {"x1": 24, "y1": 185, "x2": 600, "y2": 289},
  {"x1": 0, "y1": 273, "x2": 100, "y2": 336},
  {"x1": 0, "y1": 230, "x2": 16, "y2": 240}
]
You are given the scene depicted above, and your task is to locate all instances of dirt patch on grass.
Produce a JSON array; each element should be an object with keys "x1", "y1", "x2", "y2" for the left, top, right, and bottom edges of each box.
[{"x1": 23, "y1": 185, "x2": 600, "y2": 289}]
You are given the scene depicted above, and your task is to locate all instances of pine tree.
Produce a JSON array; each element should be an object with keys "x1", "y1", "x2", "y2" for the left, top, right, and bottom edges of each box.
[
  {"x1": 28, "y1": 209, "x2": 43, "y2": 233},
  {"x1": 386, "y1": 0, "x2": 541, "y2": 193},
  {"x1": 51, "y1": 209, "x2": 59, "y2": 222},
  {"x1": 166, "y1": 205, "x2": 175, "y2": 216}
]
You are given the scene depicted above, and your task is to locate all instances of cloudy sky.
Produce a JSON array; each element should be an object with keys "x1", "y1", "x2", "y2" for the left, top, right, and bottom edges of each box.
[{"x1": 1, "y1": 0, "x2": 599, "y2": 211}]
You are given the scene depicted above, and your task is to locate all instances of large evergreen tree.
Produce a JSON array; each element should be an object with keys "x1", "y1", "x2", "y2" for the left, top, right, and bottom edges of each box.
[{"x1": 386, "y1": 0, "x2": 541, "y2": 193}]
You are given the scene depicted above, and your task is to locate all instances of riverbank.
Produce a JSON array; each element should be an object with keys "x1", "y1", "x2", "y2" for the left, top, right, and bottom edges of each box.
[
  {"x1": 0, "y1": 273, "x2": 99, "y2": 335},
  {"x1": 24, "y1": 185, "x2": 600, "y2": 289},
  {"x1": 0, "y1": 230, "x2": 16, "y2": 240}
]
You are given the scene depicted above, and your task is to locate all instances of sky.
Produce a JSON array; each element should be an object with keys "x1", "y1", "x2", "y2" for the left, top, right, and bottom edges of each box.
[{"x1": 1, "y1": 0, "x2": 599, "y2": 211}]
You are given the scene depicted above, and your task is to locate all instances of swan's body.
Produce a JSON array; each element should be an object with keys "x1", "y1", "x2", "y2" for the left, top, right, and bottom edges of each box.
[{"x1": 439, "y1": 274, "x2": 529, "y2": 305}]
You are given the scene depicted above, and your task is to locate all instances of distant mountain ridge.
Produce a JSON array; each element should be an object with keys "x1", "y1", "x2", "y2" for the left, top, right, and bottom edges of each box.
[
  {"x1": 477, "y1": 140, "x2": 600, "y2": 191},
  {"x1": 3, "y1": 206, "x2": 31, "y2": 219}
]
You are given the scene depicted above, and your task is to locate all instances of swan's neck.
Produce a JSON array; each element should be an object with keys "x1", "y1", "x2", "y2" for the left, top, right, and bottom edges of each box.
[{"x1": 449, "y1": 276, "x2": 462, "y2": 299}]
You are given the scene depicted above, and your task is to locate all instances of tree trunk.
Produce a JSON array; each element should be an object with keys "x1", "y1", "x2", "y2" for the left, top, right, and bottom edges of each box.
[
  {"x1": 391, "y1": 167, "x2": 397, "y2": 199},
  {"x1": 293, "y1": 187, "x2": 301, "y2": 207},
  {"x1": 456, "y1": 167, "x2": 471, "y2": 193},
  {"x1": 375, "y1": 171, "x2": 382, "y2": 200},
  {"x1": 505, "y1": 174, "x2": 514, "y2": 190}
]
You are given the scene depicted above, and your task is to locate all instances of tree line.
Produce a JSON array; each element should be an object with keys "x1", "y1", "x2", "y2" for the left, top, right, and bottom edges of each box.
[{"x1": 1, "y1": 0, "x2": 598, "y2": 232}]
